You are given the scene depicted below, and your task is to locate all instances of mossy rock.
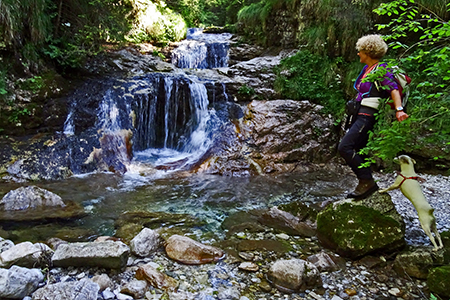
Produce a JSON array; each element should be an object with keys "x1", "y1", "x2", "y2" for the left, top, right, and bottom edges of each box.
[
  {"x1": 427, "y1": 265, "x2": 450, "y2": 298},
  {"x1": 317, "y1": 198, "x2": 405, "y2": 259}
]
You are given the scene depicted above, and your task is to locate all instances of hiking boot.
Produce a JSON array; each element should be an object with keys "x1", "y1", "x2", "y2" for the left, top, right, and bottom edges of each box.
[{"x1": 347, "y1": 178, "x2": 379, "y2": 199}]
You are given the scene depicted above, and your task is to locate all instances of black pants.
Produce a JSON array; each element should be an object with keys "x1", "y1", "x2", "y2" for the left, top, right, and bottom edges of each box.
[{"x1": 338, "y1": 113, "x2": 376, "y2": 180}]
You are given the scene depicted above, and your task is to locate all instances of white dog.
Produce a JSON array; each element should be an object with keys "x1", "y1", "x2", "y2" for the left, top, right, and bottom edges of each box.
[{"x1": 379, "y1": 155, "x2": 443, "y2": 251}]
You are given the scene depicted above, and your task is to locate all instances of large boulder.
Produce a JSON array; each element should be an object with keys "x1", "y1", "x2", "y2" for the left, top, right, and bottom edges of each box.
[
  {"x1": 268, "y1": 259, "x2": 321, "y2": 293},
  {"x1": 316, "y1": 192, "x2": 406, "y2": 259},
  {"x1": 200, "y1": 99, "x2": 339, "y2": 176},
  {"x1": 0, "y1": 186, "x2": 65, "y2": 210},
  {"x1": 52, "y1": 241, "x2": 130, "y2": 269},
  {"x1": 165, "y1": 235, "x2": 225, "y2": 264},
  {"x1": 243, "y1": 100, "x2": 338, "y2": 165},
  {"x1": 0, "y1": 186, "x2": 86, "y2": 222},
  {"x1": 0, "y1": 266, "x2": 44, "y2": 299},
  {"x1": 32, "y1": 279, "x2": 99, "y2": 300}
]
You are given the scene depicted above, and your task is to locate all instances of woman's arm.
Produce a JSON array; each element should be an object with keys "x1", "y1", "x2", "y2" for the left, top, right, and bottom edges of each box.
[{"x1": 391, "y1": 89, "x2": 409, "y2": 122}]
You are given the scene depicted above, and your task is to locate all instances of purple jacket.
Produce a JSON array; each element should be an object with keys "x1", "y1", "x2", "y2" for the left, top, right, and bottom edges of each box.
[{"x1": 354, "y1": 63, "x2": 399, "y2": 102}]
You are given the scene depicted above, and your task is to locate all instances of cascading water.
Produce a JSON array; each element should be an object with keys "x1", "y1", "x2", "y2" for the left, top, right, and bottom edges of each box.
[
  {"x1": 171, "y1": 28, "x2": 232, "y2": 69},
  {"x1": 2, "y1": 29, "x2": 352, "y2": 252},
  {"x1": 62, "y1": 28, "x2": 231, "y2": 176},
  {"x1": 131, "y1": 74, "x2": 218, "y2": 171}
]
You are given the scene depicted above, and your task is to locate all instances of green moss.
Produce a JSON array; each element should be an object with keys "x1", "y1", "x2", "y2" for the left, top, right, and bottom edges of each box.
[
  {"x1": 427, "y1": 265, "x2": 450, "y2": 298},
  {"x1": 317, "y1": 203, "x2": 404, "y2": 254}
]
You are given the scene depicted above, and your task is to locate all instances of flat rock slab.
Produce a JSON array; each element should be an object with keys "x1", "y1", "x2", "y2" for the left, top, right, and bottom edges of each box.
[{"x1": 52, "y1": 241, "x2": 130, "y2": 269}]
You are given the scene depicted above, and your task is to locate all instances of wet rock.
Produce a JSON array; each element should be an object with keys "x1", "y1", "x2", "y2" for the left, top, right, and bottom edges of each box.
[
  {"x1": 427, "y1": 265, "x2": 450, "y2": 298},
  {"x1": 243, "y1": 100, "x2": 338, "y2": 165},
  {"x1": 0, "y1": 186, "x2": 86, "y2": 222},
  {"x1": 135, "y1": 263, "x2": 178, "y2": 292},
  {"x1": 165, "y1": 234, "x2": 224, "y2": 264},
  {"x1": 0, "y1": 266, "x2": 44, "y2": 299},
  {"x1": 0, "y1": 242, "x2": 53, "y2": 268},
  {"x1": 52, "y1": 241, "x2": 130, "y2": 269},
  {"x1": 130, "y1": 228, "x2": 161, "y2": 257},
  {"x1": 32, "y1": 279, "x2": 99, "y2": 300},
  {"x1": 268, "y1": 259, "x2": 321, "y2": 293},
  {"x1": 116, "y1": 211, "x2": 205, "y2": 232},
  {"x1": 259, "y1": 206, "x2": 316, "y2": 237},
  {"x1": 307, "y1": 251, "x2": 346, "y2": 272},
  {"x1": 85, "y1": 129, "x2": 133, "y2": 174},
  {"x1": 0, "y1": 186, "x2": 65, "y2": 210},
  {"x1": 393, "y1": 248, "x2": 434, "y2": 279},
  {"x1": 316, "y1": 193, "x2": 406, "y2": 259}
]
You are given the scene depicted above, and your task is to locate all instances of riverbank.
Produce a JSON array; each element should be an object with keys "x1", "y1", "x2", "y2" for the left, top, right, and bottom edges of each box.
[{"x1": 1, "y1": 168, "x2": 448, "y2": 300}]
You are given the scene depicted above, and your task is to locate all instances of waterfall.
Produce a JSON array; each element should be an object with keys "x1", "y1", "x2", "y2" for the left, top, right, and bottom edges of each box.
[
  {"x1": 171, "y1": 28, "x2": 232, "y2": 69},
  {"x1": 132, "y1": 74, "x2": 217, "y2": 169},
  {"x1": 62, "y1": 28, "x2": 230, "y2": 174}
]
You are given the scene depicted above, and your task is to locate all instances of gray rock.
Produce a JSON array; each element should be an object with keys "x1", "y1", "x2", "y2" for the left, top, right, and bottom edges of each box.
[
  {"x1": 130, "y1": 228, "x2": 161, "y2": 257},
  {"x1": 268, "y1": 259, "x2": 321, "y2": 293},
  {"x1": 307, "y1": 251, "x2": 346, "y2": 272},
  {"x1": 0, "y1": 186, "x2": 65, "y2": 211},
  {"x1": 259, "y1": 206, "x2": 316, "y2": 237},
  {"x1": 52, "y1": 241, "x2": 130, "y2": 269},
  {"x1": 0, "y1": 238, "x2": 14, "y2": 253},
  {"x1": 0, "y1": 242, "x2": 53, "y2": 268},
  {"x1": 316, "y1": 193, "x2": 406, "y2": 259},
  {"x1": 32, "y1": 279, "x2": 99, "y2": 300},
  {"x1": 244, "y1": 100, "x2": 338, "y2": 164},
  {"x1": 0, "y1": 266, "x2": 44, "y2": 299}
]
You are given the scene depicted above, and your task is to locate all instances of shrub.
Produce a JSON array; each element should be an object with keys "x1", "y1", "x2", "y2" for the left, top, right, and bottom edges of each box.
[{"x1": 274, "y1": 50, "x2": 346, "y2": 117}]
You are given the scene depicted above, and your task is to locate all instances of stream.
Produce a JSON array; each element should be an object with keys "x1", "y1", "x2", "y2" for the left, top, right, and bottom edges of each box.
[{"x1": 0, "y1": 29, "x2": 350, "y2": 244}]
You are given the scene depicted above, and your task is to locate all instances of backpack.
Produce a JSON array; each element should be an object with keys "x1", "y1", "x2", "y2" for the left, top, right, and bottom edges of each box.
[{"x1": 374, "y1": 65, "x2": 412, "y2": 110}]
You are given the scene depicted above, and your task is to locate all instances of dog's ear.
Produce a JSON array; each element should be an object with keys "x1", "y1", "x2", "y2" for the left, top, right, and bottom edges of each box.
[{"x1": 412, "y1": 158, "x2": 416, "y2": 164}]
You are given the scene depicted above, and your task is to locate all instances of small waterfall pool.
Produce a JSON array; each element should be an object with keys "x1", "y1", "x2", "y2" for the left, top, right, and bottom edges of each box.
[{"x1": 0, "y1": 28, "x2": 351, "y2": 243}]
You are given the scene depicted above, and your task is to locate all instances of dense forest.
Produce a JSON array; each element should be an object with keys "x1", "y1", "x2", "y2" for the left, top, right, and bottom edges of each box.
[{"x1": 0, "y1": 0, "x2": 449, "y2": 169}]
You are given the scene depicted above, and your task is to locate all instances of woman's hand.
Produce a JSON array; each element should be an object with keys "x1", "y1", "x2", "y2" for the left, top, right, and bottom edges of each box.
[
  {"x1": 396, "y1": 110, "x2": 409, "y2": 122},
  {"x1": 391, "y1": 89, "x2": 409, "y2": 122}
]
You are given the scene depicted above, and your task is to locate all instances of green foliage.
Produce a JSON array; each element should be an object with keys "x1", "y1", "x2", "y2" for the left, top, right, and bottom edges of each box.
[
  {"x1": 127, "y1": 0, "x2": 187, "y2": 44},
  {"x1": 359, "y1": 0, "x2": 450, "y2": 168},
  {"x1": 299, "y1": 0, "x2": 384, "y2": 60},
  {"x1": 274, "y1": 50, "x2": 345, "y2": 117},
  {"x1": 19, "y1": 76, "x2": 44, "y2": 93},
  {"x1": 238, "y1": 84, "x2": 255, "y2": 96}
]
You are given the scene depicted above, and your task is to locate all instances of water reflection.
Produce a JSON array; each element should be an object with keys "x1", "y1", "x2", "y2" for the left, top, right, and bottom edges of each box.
[{"x1": 0, "y1": 170, "x2": 351, "y2": 244}]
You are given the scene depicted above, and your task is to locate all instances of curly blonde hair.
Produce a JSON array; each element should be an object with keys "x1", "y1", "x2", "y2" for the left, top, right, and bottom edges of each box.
[{"x1": 355, "y1": 34, "x2": 388, "y2": 59}]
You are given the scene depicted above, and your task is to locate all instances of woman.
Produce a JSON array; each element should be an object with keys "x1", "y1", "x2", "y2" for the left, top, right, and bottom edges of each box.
[{"x1": 338, "y1": 34, "x2": 409, "y2": 199}]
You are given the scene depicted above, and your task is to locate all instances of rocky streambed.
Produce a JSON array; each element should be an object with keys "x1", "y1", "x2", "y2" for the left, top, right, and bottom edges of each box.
[{"x1": 0, "y1": 170, "x2": 449, "y2": 300}]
